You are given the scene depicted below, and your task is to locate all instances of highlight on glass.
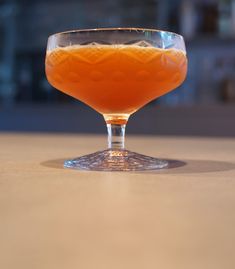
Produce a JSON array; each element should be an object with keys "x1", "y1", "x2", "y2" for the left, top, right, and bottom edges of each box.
[{"x1": 45, "y1": 28, "x2": 187, "y2": 171}]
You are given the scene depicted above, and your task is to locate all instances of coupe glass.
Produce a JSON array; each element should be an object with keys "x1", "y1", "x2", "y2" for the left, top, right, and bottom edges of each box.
[{"x1": 45, "y1": 28, "x2": 187, "y2": 171}]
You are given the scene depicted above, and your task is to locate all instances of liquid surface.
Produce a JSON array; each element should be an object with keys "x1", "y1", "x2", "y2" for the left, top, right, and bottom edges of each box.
[{"x1": 46, "y1": 44, "x2": 187, "y2": 118}]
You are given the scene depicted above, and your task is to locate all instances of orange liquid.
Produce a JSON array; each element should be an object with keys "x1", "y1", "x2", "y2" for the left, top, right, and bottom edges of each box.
[{"x1": 46, "y1": 45, "x2": 187, "y2": 121}]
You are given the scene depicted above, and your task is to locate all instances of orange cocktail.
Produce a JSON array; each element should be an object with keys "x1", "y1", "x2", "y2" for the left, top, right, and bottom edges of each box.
[
  {"x1": 45, "y1": 28, "x2": 188, "y2": 171},
  {"x1": 46, "y1": 45, "x2": 187, "y2": 122}
]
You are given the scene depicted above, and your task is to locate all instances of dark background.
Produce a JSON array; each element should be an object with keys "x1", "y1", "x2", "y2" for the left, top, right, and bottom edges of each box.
[{"x1": 0, "y1": 0, "x2": 235, "y2": 136}]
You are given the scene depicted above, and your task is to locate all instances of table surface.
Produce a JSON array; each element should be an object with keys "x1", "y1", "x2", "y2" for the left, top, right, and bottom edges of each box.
[{"x1": 1, "y1": 133, "x2": 235, "y2": 269}]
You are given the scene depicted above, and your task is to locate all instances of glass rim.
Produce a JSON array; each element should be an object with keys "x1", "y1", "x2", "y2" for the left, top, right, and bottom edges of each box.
[{"x1": 48, "y1": 27, "x2": 184, "y2": 40}]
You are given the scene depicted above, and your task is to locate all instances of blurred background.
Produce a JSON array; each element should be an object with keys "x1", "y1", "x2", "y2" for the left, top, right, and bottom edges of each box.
[{"x1": 0, "y1": 0, "x2": 235, "y2": 136}]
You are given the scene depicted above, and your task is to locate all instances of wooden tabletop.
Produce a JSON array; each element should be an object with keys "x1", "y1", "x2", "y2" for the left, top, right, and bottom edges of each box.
[{"x1": 1, "y1": 133, "x2": 235, "y2": 269}]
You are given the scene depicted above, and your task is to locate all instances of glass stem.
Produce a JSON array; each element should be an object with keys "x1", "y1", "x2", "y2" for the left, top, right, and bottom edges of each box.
[{"x1": 106, "y1": 124, "x2": 126, "y2": 150}]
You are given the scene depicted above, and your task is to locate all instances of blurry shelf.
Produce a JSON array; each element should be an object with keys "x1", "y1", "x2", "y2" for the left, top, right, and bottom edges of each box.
[
  {"x1": 1, "y1": 103, "x2": 235, "y2": 137},
  {"x1": 187, "y1": 35, "x2": 235, "y2": 47}
]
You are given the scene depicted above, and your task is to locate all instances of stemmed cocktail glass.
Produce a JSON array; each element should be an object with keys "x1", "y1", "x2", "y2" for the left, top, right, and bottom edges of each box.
[{"x1": 45, "y1": 28, "x2": 187, "y2": 171}]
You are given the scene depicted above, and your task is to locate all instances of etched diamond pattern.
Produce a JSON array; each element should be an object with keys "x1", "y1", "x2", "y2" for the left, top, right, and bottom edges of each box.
[
  {"x1": 48, "y1": 41, "x2": 185, "y2": 67},
  {"x1": 121, "y1": 47, "x2": 161, "y2": 64},
  {"x1": 47, "y1": 41, "x2": 186, "y2": 85},
  {"x1": 47, "y1": 50, "x2": 70, "y2": 67},
  {"x1": 69, "y1": 46, "x2": 115, "y2": 65}
]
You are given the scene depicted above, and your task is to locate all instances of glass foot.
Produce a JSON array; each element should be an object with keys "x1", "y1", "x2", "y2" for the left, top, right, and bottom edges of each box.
[{"x1": 64, "y1": 149, "x2": 168, "y2": 171}]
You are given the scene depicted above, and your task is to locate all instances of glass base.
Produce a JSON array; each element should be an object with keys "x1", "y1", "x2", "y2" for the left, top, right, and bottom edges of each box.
[{"x1": 64, "y1": 149, "x2": 168, "y2": 171}]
